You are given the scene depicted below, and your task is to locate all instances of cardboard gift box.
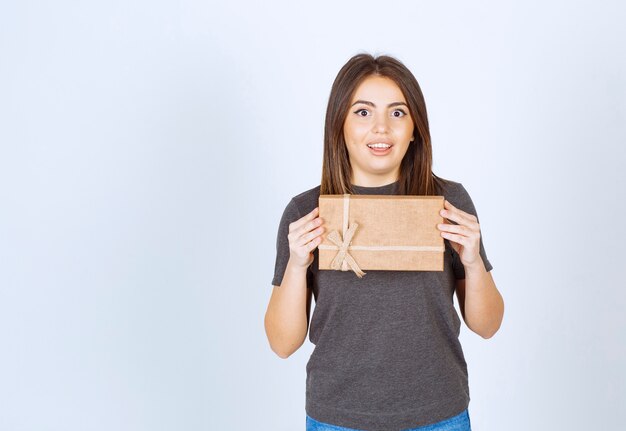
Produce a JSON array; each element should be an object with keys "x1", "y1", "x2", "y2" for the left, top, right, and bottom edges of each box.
[{"x1": 318, "y1": 194, "x2": 445, "y2": 277}]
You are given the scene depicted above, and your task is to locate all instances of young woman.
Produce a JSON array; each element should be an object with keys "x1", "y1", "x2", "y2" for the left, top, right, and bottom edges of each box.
[{"x1": 265, "y1": 53, "x2": 504, "y2": 431}]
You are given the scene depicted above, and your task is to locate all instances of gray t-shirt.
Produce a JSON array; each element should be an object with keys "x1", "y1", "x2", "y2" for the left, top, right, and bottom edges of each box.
[{"x1": 271, "y1": 179, "x2": 493, "y2": 431}]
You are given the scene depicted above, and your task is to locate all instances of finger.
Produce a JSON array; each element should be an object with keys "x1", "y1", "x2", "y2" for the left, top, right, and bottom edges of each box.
[
  {"x1": 295, "y1": 225, "x2": 325, "y2": 247},
  {"x1": 438, "y1": 222, "x2": 471, "y2": 235},
  {"x1": 443, "y1": 199, "x2": 457, "y2": 210},
  {"x1": 440, "y1": 231, "x2": 470, "y2": 246},
  {"x1": 440, "y1": 222, "x2": 481, "y2": 243},
  {"x1": 293, "y1": 217, "x2": 323, "y2": 240},
  {"x1": 307, "y1": 236, "x2": 322, "y2": 251},
  {"x1": 440, "y1": 200, "x2": 466, "y2": 223},
  {"x1": 446, "y1": 200, "x2": 478, "y2": 223},
  {"x1": 441, "y1": 201, "x2": 477, "y2": 225},
  {"x1": 289, "y1": 207, "x2": 319, "y2": 231},
  {"x1": 294, "y1": 234, "x2": 322, "y2": 253}
]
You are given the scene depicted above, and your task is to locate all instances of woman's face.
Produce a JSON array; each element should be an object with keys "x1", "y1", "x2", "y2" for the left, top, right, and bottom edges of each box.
[{"x1": 343, "y1": 75, "x2": 415, "y2": 186}]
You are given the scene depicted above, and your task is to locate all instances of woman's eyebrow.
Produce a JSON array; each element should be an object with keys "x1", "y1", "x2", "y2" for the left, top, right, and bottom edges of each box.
[{"x1": 351, "y1": 100, "x2": 408, "y2": 108}]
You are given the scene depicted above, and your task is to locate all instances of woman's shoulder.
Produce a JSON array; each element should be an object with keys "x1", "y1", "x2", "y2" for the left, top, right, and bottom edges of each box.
[
  {"x1": 434, "y1": 175, "x2": 480, "y2": 216},
  {"x1": 292, "y1": 184, "x2": 321, "y2": 201},
  {"x1": 281, "y1": 184, "x2": 321, "y2": 218},
  {"x1": 434, "y1": 175, "x2": 464, "y2": 195}
]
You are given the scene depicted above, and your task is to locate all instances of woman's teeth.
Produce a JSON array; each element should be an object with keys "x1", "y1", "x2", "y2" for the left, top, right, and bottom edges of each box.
[{"x1": 367, "y1": 143, "x2": 391, "y2": 149}]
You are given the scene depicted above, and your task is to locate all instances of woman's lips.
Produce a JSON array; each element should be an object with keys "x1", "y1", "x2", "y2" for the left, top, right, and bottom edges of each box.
[{"x1": 367, "y1": 145, "x2": 392, "y2": 155}]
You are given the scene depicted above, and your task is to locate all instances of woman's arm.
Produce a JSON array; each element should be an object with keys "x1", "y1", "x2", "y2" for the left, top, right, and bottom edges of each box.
[
  {"x1": 455, "y1": 266, "x2": 504, "y2": 338},
  {"x1": 438, "y1": 199, "x2": 504, "y2": 338},
  {"x1": 265, "y1": 206, "x2": 323, "y2": 358},
  {"x1": 265, "y1": 262, "x2": 313, "y2": 358}
]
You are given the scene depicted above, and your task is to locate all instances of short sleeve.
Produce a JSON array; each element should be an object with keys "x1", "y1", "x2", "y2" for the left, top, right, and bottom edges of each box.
[
  {"x1": 271, "y1": 198, "x2": 301, "y2": 287},
  {"x1": 450, "y1": 184, "x2": 493, "y2": 280}
]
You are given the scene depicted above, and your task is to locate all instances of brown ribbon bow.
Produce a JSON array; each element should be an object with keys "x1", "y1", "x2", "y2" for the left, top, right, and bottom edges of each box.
[{"x1": 326, "y1": 222, "x2": 366, "y2": 278}]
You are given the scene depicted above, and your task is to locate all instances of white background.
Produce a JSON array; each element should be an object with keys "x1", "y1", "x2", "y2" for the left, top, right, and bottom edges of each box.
[{"x1": 1, "y1": 1, "x2": 625, "y2": 430}]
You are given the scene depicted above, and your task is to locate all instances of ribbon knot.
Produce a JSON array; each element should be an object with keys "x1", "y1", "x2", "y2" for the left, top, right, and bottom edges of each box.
[{"x1": 327, "y1": 222, "x2": 366, "y2": 278}]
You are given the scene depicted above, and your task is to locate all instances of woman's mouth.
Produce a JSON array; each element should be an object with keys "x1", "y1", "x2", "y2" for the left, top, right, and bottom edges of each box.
[{"x1": 367, "y1": 142, "x2": 393, "y2": 155}]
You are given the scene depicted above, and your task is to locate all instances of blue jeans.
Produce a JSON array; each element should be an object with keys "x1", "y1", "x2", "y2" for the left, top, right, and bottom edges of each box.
[{"x1": 306, "y1": 408, "x2": 471, "y2": 431}]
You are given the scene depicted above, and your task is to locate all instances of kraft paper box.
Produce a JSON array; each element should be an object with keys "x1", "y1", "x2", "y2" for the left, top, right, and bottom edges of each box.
[{"x1": 318, "y1": 194, "x2": 445, "y2": 276}]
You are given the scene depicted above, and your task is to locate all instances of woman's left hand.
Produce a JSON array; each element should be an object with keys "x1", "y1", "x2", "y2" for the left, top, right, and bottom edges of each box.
[{"x1": 437, "y1": 200, "x2": 481, "y2": 267}]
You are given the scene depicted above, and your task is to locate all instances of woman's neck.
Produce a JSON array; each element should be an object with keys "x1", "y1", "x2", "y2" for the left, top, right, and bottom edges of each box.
[{"x1": 351, "y1": 172, "x2": 399, "y2": 188}]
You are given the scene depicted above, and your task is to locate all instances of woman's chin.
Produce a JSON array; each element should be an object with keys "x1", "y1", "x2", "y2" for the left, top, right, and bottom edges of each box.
[{"x1": 367, "y1": 160, "x2": 400, "y2": 172}]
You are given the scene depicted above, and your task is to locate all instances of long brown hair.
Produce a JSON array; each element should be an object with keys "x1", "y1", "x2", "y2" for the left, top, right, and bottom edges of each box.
[{"x1": 320, "y1": 53, "x2": 448, "y2": 196}]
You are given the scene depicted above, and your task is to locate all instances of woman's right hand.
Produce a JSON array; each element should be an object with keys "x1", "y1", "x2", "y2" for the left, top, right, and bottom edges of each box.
[{"x1": 287, "y1": 207, "x2": 325, "y2": 268}]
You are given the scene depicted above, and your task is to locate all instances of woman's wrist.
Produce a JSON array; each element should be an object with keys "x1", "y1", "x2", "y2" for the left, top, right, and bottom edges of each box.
[{"x1": 286, "y1": 257, "x2": 311, "y2": 274}]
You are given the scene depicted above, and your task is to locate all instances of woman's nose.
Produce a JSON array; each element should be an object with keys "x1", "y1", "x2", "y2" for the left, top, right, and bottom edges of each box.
[{"x1": 372, "y1": 116, "x2": 389, "y2": 133}]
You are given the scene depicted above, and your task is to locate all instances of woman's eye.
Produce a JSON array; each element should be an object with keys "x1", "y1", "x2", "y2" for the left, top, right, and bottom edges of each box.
[
  {"x1": 392, "y1": 109, "x2": 407, "y2": 118},
  {"x1": 354, "y1": 109, "x2": 369, "y2": 117}
]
